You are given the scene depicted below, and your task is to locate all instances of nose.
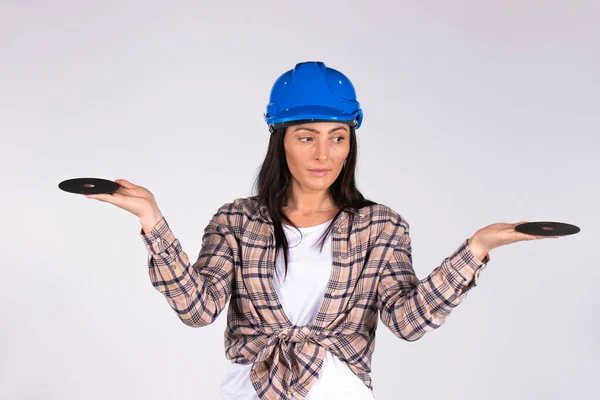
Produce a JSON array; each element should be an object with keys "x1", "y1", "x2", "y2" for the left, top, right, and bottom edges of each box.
[{"x1": 314, "y1": 138, "x2": 330, "y2": 161}]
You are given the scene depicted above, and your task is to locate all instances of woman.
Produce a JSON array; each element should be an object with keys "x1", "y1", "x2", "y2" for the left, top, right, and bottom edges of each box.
[{"x1": 85, "y1": 61, "x2": 559, "y2": 400}]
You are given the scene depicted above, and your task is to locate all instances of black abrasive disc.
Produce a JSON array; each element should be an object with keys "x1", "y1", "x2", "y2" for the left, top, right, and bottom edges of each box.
[
  {"x1": 58, "y1": 178, "x2": 120, "y2": 195},
  {"x1": 515, "y1": 221, "x2": 580, "y2": 237}
]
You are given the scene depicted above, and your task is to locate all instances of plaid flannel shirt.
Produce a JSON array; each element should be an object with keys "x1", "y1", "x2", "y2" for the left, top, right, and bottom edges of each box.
[{"x1": 140, "y1": 197, "x2": 490, "y2": 400}]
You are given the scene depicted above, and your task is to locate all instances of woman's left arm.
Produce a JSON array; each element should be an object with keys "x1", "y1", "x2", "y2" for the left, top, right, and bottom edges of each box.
[
  {"x1": 376, "y1": 216, "x2": 559, "y2": 341},
  {"x1": 376, "y1": 222, "x2": 490, "y2": 342}
]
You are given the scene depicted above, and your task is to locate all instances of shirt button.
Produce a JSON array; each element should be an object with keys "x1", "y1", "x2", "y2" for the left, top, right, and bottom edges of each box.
[
  {"x1": 170, "y1": 265, "x2": 177, "y2": 270},
  {"x1": 337, "y1": 228, "x2": 342, "y2": 233},
  {"x1": 338, "y1": 255, "x2": 342, "y2": 261}
]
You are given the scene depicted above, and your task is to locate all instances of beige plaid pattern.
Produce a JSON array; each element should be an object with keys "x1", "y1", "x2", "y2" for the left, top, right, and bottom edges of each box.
[{"x1": 140, "y1": 197, "x2": 489, "y2": 399}]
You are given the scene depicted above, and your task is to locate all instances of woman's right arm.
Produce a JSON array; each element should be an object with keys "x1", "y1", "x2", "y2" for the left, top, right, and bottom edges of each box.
[
  {"x1": 139, "y1": 208, "x2": 236, "y2": 327},
  {"x1": 86, "y1": 179, "x2": 236, "y2": 327}
]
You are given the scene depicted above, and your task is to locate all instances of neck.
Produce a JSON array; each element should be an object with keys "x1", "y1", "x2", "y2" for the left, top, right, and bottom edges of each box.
[{"x1": 284, "y1": 184, "x2": 336, "y2": 212}]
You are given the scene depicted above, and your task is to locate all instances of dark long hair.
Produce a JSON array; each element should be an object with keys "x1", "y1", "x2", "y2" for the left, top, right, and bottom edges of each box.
[{"x1": 251, "y1": 125, "x2": 377, "y2": 281}]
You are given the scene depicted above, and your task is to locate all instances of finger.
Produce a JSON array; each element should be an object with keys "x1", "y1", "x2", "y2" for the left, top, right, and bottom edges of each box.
[
  {"x1": 526, "y1": 235, "x2": 561, "y2": 240},
  {"x1": 515, "y1": 231, "x2": 539, "y2": 240},
  {"x1": 85, "y1": 193, "x2": 113, "y2": 202},
  {"x1": 85, "y1": 192, "x2": 123, "y2": 204},
  {"x1": 513, "y1": 221, "x2": 529, "y2": 227}
]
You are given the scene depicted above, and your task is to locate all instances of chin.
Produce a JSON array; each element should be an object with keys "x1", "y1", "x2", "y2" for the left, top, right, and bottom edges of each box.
[{"x1": 303, "y1": 181, "x2": 333, "y2": 190}]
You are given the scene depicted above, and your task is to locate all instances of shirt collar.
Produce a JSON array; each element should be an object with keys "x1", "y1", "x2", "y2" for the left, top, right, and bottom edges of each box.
[{"x1": 258, "y1": 203, "x2": 363, "y2": 226}]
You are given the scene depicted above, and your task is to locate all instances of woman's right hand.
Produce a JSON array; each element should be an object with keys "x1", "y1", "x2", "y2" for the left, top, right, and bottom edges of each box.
[{"x1": 85, "y1": 179, "x2": 163, "y2": 223}]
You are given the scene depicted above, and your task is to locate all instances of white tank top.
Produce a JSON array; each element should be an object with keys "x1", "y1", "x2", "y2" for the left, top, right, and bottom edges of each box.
[{"x1": 219, "y1": 218, "x2": 375, "y2": 400}]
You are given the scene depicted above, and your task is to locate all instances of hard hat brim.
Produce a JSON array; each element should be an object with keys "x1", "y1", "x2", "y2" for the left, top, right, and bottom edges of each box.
[{"x1": 265, "y1": 105, "x2": 361, "y2": 127}]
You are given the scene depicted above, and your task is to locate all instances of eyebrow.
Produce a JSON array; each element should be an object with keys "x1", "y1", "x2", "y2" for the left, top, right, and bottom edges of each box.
[{"x1": 292, "y1": 126, "x2": 349, "y2": 134}]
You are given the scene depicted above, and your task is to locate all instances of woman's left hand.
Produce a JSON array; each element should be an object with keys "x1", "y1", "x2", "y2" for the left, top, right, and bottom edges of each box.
[{"x1": 470, "y1": 221, "x2": 561, "y2": 254}]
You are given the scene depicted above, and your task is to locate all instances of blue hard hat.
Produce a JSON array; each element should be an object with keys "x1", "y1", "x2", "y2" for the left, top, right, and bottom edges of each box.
[{"x1": 264, "y1": 61, "x2": 363, "y2": 133}]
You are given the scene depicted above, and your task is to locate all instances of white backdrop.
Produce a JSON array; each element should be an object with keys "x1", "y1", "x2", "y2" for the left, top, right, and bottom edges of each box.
[{"x1": 2, "y1": 1, "x2": 598, "y2": 399}]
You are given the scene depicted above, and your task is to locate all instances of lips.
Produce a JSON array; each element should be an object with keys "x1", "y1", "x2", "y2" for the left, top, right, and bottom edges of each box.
[{"x1": 308, "y1": 168, "x2": 330, "y2": 177}]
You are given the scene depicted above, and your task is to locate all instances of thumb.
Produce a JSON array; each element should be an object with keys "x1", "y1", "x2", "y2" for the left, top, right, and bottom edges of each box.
[
  {"x1": 115, "y1": 179, "x2": 136, "y2": 188},
  {"x1": 513, "y1": 221, "x2": 528, "y2": 227}
]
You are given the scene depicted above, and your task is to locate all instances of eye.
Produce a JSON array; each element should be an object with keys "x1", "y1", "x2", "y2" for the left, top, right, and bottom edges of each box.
[{"x1": 298, "y1": 136, "x2": 346, "y2": 143}]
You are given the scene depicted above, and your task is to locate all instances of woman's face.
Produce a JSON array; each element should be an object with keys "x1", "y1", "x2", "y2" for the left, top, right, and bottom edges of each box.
[{"x1": 283, "y1": 121, "x2": 351, "y2": 193}]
